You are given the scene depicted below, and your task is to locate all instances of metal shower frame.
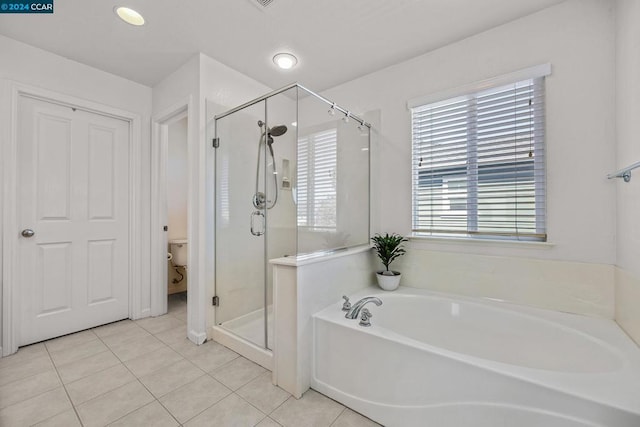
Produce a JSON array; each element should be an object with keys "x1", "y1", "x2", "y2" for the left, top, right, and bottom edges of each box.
[
  {"x1": 214, "y1": 82, "x2": 372, "y2": 128},
  {"x1": 212, "y1": 82, "x2": 371, "y2": 353}
]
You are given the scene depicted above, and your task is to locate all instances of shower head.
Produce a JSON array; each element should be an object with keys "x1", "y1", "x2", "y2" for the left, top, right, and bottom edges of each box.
[{"x1": 268, "y1": 125, "x2": 288, "y2": 137}]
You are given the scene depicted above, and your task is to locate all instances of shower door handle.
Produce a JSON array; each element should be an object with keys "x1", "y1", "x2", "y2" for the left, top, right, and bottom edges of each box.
[{"x1": 250, "y1": 210, "x2": 265, "y2": 236}]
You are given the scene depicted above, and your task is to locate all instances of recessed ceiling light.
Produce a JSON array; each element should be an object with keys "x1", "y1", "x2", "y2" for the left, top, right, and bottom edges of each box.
[
  {"x1": 273, "y1": 53, "x2": 298, "y2": 70},
  {"x1": 115, "y1": 7, "x2": 145, "y2": 26}
]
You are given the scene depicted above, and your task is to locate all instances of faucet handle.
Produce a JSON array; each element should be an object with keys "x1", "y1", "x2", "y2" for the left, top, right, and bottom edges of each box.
[
  {"x1": 359, "y1": 308, "x2": 373, "y2": 327},
  {"x1": 341, "y1": 295, "x2": 351, "y2": 311}
]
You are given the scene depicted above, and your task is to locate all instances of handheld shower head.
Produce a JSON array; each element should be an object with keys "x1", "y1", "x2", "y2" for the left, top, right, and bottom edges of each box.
[
  {"x1": 268, "y1": 125, "x2": 288, "y2": 137},
  {"x1": 254, "y1": 122, "x2": 285, "y2": 210}
]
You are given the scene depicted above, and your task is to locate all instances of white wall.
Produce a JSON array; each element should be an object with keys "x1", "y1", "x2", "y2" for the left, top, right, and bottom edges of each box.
[
  {"x1": 200, "y1": 54, "x2": 274, "y2": 336},
  {"x1": 152, "y1": 55, "x2": 199, "y2": 115},
  {"x1": 167, "y1": 117, "x2": 189, "y2": 241},
  {"x1": 0, "y1": 35, "x2": 153, "y2": 352},
  {"x1": 614, "y1": 0, "x2": 640, "y2": 344},
  {"x1": 153, "y1": 53, "x2": 272, "y2": 340},
  {"x1": 319, "y1": 0, "x2": 617, "y2": 316}
]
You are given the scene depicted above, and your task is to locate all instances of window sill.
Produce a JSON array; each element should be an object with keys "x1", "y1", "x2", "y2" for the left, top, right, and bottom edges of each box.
[{"x1": 409, "y1": 235, "x2": 555, "y2": 250}]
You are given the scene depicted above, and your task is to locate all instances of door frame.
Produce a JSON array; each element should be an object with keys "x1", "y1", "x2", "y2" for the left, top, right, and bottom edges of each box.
[
  {"x1": 1, "y1": 82, "x2": 142, "y2": 356},
  {"x1": 150, "y1": 99, "x2": 191, "y2": 318}
]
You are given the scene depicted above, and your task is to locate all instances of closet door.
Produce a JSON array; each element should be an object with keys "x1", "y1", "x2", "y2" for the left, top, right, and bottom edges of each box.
[{"x1": 17, "y1": 95, "x2": 130, "y2": 345}]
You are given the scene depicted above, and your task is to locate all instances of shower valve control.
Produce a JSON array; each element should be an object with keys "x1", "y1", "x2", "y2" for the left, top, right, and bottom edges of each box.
[
  {"x1": 359, "y1": 308, "x2": 373, "y2": 327},
  {"x1": 341, "y1": 296, "x2": 351, "y2": 311}
]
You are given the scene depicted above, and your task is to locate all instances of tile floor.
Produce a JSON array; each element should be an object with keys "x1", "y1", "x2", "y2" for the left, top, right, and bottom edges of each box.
[{"x1": 0, "y1": 293, "x2": 380, "y2": 427}]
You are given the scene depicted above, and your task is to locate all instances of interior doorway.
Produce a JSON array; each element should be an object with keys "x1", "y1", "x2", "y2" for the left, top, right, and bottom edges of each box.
[
  {"x1": 2, "y1": 83, "x2": 142, "y2": 356},
  {"x1": 151, "y1": 104, "x2": 190, "y2": 324}
]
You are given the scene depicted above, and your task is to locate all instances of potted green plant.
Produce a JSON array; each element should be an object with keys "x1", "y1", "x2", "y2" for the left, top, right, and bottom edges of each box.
[{"x1": 371, "y1": 233, "x2": 408, "y2": 291}]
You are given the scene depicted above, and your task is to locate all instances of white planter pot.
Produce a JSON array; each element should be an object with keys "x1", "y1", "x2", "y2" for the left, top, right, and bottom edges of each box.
[{"x1": 376, "y1": 271, "x2": 401, "y2": 291}]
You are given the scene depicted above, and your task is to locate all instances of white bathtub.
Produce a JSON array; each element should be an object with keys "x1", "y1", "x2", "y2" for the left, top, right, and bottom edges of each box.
[{"x1": 312, "y1": 287, "x2": 640, "y2": 427}]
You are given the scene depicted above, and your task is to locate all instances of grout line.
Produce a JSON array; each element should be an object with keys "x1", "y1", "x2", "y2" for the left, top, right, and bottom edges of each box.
[
  {"x1": 0, "y1": 355, "x2": 54, "y2": 389},
  {"x1": 127, "y1": 318, "x2": 202, "y2": 427},
  {"x1": 0, "y1": 343, "x2": 48, "y2": 369},
  {"x1": 233, "y1": 372, "x2": 291, "y2": 418},
  {"x1": 11, "y1": 301, "x2": 192, "y2": 426},
  {"x1": 42, "y1": 341, "x2": 85, "y2": 427},
  {"x1": 173, "y1": 385, "x2": 233, "y2": 425},
  {"x1": 329, "y1": 407, "x2": 347, "y2": 426},
  {"x1": 108, "y1": 337, "x2": 183, "y2": 426},
  {"x1": 206, "y1": 353, "x2": 242, "y2": 375},
  {"x1": 269, "y1": 394, "x2": 293, "y2": 419},
  {"x1": 153, "y1": 392, "x2": 186, "y2": 426},
  {"x1": 106, "y1": 388, "x2": 182, "y2": 427},
  {"x1": 0, "y1": 374, "x2": 64, "y2": 417},
  {"x1": 56, "y1": 351, "x2": 120, "y2": 385},
  {"x1": 71, "y1": 377, "x2": 139, "y2": 408},
  {"x1": 233, "y1": 389, "x2": 273, "y2": 417}
]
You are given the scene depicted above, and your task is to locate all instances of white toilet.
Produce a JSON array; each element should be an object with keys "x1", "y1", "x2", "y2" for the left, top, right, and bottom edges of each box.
[{"x1": 169, "y1": 239, "x2": 188, "y2": 268}]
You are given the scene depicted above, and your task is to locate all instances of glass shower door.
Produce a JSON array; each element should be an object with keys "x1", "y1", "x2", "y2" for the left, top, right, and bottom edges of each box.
[
  {"x1": 212, "y1": 86, "x2": 305, "y2": 352},
  {"x1": 214, "y1": 101, "x2": 268, "y2": 348}
]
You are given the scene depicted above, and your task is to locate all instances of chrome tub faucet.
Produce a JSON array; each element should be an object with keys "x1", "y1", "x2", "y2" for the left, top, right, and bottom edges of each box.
[{"x1": 345, "y1": 296, "x2": 382, "y2": 319}]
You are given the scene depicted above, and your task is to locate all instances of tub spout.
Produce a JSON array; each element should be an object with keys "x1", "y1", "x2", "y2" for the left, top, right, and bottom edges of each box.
[{"x1": 345, "y1": 297, "x2": 382, "y2": 319}]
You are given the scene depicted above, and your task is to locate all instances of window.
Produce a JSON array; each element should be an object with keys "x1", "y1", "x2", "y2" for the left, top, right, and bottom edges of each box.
[
  {"x1": 411, "y1": 72, "x2": 547, "y2": 241},
  {"x1": 297, "y1": 128, "x2": 337, "y2": 229}
]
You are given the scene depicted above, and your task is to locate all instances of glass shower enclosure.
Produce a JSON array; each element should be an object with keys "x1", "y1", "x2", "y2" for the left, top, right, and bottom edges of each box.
[{"x1": 211, "y1": 84, "x2": 370, "y2": 353}]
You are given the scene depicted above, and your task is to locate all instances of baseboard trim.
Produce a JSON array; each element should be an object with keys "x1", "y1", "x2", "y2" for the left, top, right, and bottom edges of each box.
[{"x1": 188, "y1": 329, "x2": 207, "y2": 345}]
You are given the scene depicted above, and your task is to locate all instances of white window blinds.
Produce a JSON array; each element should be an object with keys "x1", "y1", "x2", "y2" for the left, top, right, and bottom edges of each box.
[
  {"x1": 297, "y1": 128, "x2": 337, "y2": 229},
  {"x1": 411, "y1": 77, "x2": 546, "y2": 241}
]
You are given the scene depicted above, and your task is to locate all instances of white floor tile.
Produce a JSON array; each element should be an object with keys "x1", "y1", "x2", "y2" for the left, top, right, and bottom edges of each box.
[
  {"x1": 184, "y1": 394, "x2": 265, "y2": 427},
  {"x1": 159, "y1": 375, "x2": 231, "y2": 423},
  {"x1": 0, "y1": 343, "x2": 48, "y2": 370},
  {"x1": 66, "y1": 364, "x2": 135, "y2": 405},
  {"x1": 237, "y1": 372, "x2": 290, "y2": 414},
  {"x1": 93, "y1": 320, "x2": 139, "y2": 339},
  {"x1": 56, "y1": 350, "x2": 121, "y2": 384},
  {"x1": 0, "y1": 354, "x2": 55, "y2": 387},
  {"x1": 123, "y1": 345, "x2": 184, "y2": 378},
  {"x1": 331, "y1": 408, "x2": 381, "y2": 427},
  {"x1": 154, "y1": 325, "x2": 188, "y2": 347},
  {"x1": 139, "y1": 358, "x2": 204, "y2": 398},
  {"x1": 0, "y1": 303, "x2": 369, "y2": 427},
  {"x1": 211, "y1": 356, "x2": 267, "y2": 391},
  {"x1": 187, "y1": 342, "x2": 239, "y2": 373},
  {"x1": 45, "y1": 329, "x2": 98, "y2": 353},
  {"x1": 172, "y1": 310, "x2": 188, "y2": 322},
  {"x1": 109, "y1": 334, "x2": 165, "y2": 362},
  {"x1": 256, "y1": 417, "x2": 283, "y2": 427},
  {"x1": 108, "y1": 401, "x2": 178, "y2": 427},
  {"x1": 0, "y1": 369, "x2": 61, "y2": 410},
  {"x1": 33, "y1": 408, "x2": 82, "y2": 427},
  {"x1": 100, "y1": 325, "x2": 151, "y2": 349},
  {"x1": 168, "y1": 337, "x2": 212, "y2": 359},
  {"x1": 76, "y1": 381, "x2": 154, "y2": 427},
  {"x1": 0, "y1": 387, "x2": 73, "y2": 426},
  {"x1": 49, "y1": 339, "x2": 108, "y2": 367},
  {"x1": 271, "y1": 389, "x2": 344, "y2": 427},
  {"x1": 136, "y1": 315, "x2": 185, "y2": 335}
]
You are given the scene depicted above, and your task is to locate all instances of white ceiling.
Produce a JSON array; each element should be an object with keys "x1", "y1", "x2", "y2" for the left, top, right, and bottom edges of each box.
[{"x1": 0, "y1": 0, "x2": 564, "y2": 92}]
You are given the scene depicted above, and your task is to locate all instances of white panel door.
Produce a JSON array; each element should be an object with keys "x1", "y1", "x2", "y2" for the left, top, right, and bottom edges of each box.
[{"x1": 17, "y1": 95, "x2": 130, "y2": 346}]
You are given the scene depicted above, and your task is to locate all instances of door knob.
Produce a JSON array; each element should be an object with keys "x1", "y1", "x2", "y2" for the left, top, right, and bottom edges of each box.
[{"x1": 21, "y1": 229, "x2": 35, "y2": 238}]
